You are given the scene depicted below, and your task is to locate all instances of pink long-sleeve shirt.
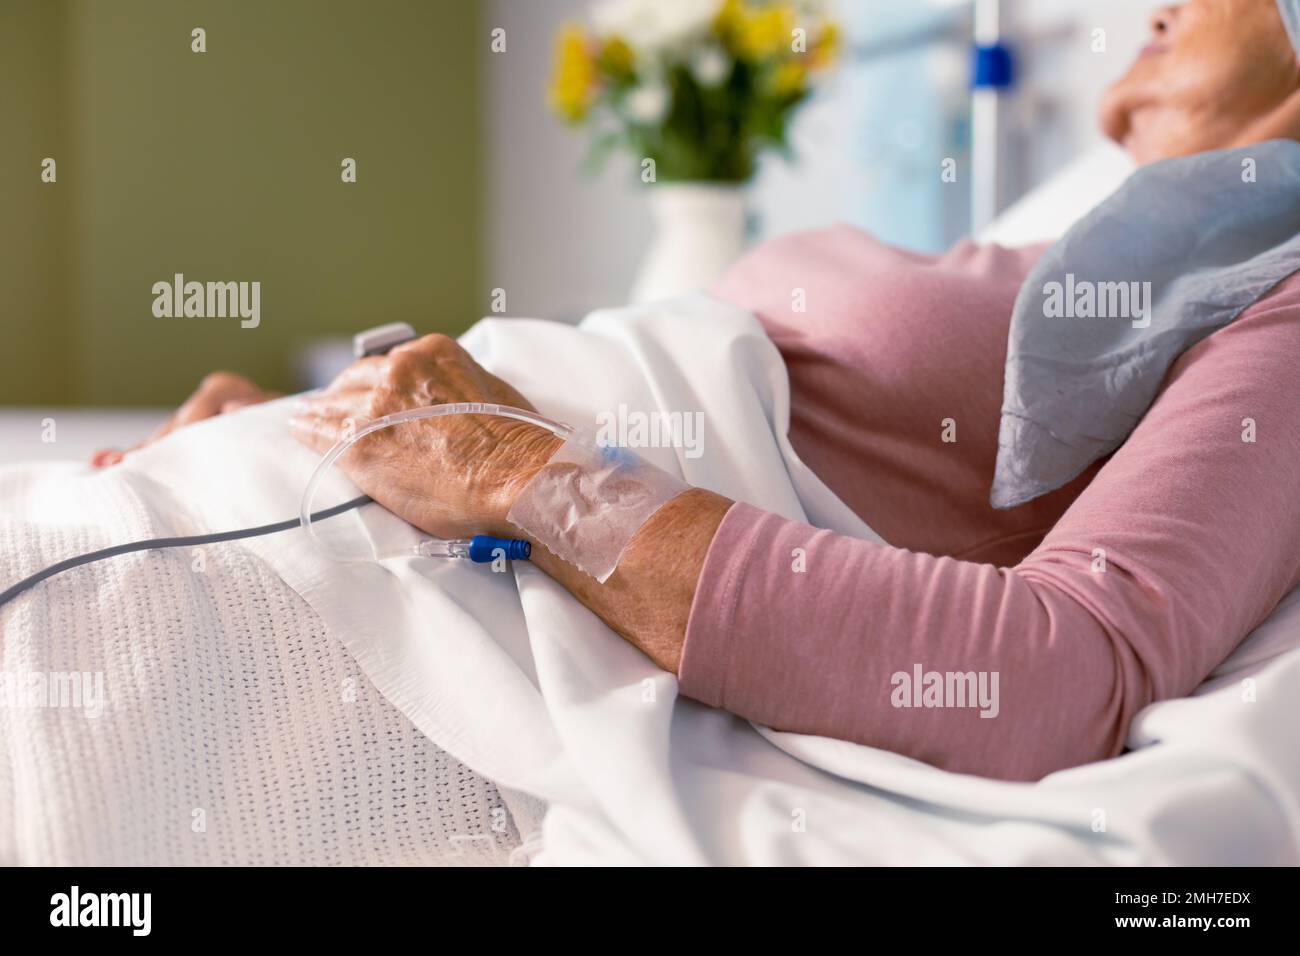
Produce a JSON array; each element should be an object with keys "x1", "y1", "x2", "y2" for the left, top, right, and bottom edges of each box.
[{"x1": 681, "y1": 224, "x2": 1300, "y2": 781}]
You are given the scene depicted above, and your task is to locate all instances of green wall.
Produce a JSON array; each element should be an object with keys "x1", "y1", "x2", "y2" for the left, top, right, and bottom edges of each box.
[
  {"x1": 0, "y1": 0, "x2": 72, "y2": 404},
  {"x1": 1, "y1": 0, "x2": 482, "y2": 405}
]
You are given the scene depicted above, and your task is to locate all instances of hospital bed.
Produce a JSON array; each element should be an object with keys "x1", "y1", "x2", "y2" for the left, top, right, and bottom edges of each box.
[{"x1": 3, "y1": 146, "x2": 1298, "y2": 867}]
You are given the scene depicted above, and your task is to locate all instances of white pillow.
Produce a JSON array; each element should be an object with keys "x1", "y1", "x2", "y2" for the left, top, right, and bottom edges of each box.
[{"x1": 978, "y1": 141, "x2": 1135, "y2": 247}]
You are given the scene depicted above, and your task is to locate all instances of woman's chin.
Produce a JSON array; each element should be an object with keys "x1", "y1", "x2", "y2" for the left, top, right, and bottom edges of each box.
[{"x1": 1122, "y1": 134, "x2": 1157, "y2": 166}]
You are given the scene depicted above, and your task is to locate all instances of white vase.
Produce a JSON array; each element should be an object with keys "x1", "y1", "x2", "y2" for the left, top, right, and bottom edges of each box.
[{"x1": 630, "y1": 182, "x2": 749, "y2": 304}]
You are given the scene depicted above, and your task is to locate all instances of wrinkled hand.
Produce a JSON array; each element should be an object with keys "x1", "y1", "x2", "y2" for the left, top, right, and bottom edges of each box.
[
  {"x1": 288, "y1": 333, "x2": 562, "y2": 539},
  {"x1": 92, "y1": 371, "x2": 277, "y2": 467}
]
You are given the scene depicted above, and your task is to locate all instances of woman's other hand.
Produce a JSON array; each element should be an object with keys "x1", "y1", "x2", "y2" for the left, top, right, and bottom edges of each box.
[
  {"x1": 287, "y1": 333, "x2": 563, "y2": 540},
  {"x1": 91, "y1": 371, "x2": 277, "y2": 467}
]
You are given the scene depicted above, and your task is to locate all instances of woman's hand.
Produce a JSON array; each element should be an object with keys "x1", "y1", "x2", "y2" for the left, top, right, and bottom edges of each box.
[
  {"x1": 91, "y1": 371, "x2": 277, "y2": 467},
  {"x1": 287, "y1": 333, "x2": 563, "y2": 540},
  {"x1": 291, "y1": 331, "x2": 730, "y2": 675}
]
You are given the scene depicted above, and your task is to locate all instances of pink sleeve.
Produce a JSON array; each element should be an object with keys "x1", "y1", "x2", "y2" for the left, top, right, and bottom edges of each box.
[{"x1": 679, "y1": 289, "x2": 1300, "y2": 781}]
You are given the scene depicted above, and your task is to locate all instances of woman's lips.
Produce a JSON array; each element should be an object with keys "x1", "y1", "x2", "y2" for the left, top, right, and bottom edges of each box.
[{"x1": 1139, "y1": 41, "x2": 1168, "y2": 58}]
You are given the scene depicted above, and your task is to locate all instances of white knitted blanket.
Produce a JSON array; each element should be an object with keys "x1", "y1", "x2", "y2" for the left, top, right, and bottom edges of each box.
[{"x1": 0, "y1": 462, "x2": 531, "y2": 865}]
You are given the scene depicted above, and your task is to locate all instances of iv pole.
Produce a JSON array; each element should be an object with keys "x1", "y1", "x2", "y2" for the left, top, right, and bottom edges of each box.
[
  {"x1": 970, "y1": 0, "x2": 1012, "y2": 232},
  {"x1": 844, "y1": 0, "x2": 1017, "y2": 237}
]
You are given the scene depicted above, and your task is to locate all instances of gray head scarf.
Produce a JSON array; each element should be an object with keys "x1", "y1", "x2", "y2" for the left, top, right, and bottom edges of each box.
[
  {"x1": 992, "y1": 139, "x2": 1300, "y2": 509},
  {"x1": 991, "y1": 3, "x2": 1300, "y2": 509},
  {"x1": 1281, "y1": 0, "x2": 1300, "y2": 57}
]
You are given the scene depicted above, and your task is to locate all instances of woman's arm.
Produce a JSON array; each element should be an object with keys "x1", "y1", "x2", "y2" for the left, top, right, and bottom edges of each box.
[
  {"x1": 522, "y1": 488, "x2": 732, "y2": 672},
  {"x1": 290, "y1": 292, "x2": 1300, "y2": 781},
  {"x1": 676, "y1": 287, "x2": 1300, "y2": 780}
]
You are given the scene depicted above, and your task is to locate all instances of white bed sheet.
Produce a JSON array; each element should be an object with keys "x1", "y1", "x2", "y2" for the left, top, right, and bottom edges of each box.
[{"x1": 98, "y1": 293, "x2": 1300, "y2": 866}]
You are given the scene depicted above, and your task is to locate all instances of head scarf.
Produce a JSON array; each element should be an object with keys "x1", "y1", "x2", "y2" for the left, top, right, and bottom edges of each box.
[
  {"x1": 993, "y1": 10, "x2": 1300, "y2": 508},
  {"x1": 1280, "y1": 0, "x2": 1300, "y2": 58},
  {"x1": 993, "y1": 140, "x2": 1300, "y2": 509}
]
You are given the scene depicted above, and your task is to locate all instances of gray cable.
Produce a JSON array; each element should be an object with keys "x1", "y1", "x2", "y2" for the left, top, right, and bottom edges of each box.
[{"x1": 0, "y1": 494, "x2": 372, "y2": 611}]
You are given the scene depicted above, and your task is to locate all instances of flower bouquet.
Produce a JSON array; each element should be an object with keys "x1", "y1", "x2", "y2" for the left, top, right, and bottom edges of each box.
[
  {"x1": 548, "y1": 0, "x2": 840, "y2": 302},
  {"x1": 549, "y1": 0, "x2": 840, "y2": 183}
]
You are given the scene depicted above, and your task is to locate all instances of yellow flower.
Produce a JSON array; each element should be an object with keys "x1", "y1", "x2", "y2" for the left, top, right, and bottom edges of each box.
[
  {"x1": 549, "y1": 25, "x2": 597, "y2": 123},
  {"x1": 770, "y1": 59, "x2": 806, "y2": 96},
  {"x1": 809, "y1": 21, "x2": 840, "y2": 71},
  {"x1": 738, "y1": 3, "x2": 795, "y2": 61},
  {"x1": 714, "y1": 0, "x2": 746, "y2": 42},
  {"x1": 597, "y1": 35, "x2": 635, "y2": 81}
]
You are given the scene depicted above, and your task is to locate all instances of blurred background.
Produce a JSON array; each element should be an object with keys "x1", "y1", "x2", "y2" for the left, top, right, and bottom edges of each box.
[{"x1": 1, "y1": 0, "x2": 1157, "y2": 423}]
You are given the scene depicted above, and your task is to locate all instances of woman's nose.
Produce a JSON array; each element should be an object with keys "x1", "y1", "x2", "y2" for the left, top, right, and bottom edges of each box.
[{"x1": 1149, "y1": 4, "x2": 1182, "y2": 39}]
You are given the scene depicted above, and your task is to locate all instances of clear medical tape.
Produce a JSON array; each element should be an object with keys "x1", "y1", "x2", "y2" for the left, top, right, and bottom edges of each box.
[{"x1": 505, "y1": 431, "x2": 689, "y2": 583}]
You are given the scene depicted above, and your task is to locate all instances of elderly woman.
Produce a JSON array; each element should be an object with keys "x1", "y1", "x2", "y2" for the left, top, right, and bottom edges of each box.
[{"x1": 104, "y1": 0, "x2": 1300, "y2": 782}]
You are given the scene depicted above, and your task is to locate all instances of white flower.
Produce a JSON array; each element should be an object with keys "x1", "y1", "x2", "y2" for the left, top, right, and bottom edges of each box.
[
  {"x1": 592, "y1": 0, "x2": 721, "y2": 54},
  {"x1": 690, "y1": 46, "x2": 732, "y2": 87},
  {"x1": 625, "y1": 82, "x2": 672, "y2": 125}
]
